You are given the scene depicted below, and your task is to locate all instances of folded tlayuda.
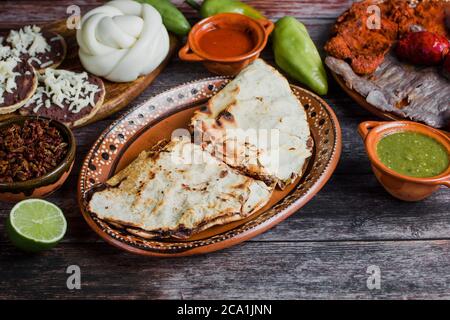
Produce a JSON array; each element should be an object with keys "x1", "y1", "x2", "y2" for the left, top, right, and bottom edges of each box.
[
  {"x1": 88, "y1": 137, "x2": 272, "y2": 239},
  {"x1": 191, "y1": 59, "x2": 313, "y2": 189}
]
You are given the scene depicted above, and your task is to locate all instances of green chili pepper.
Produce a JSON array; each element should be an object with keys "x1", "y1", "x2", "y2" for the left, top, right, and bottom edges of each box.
[
  {"x1": 272, "y1": 16, "x2": 328, "y2": 95},
  {"x1": 186, "y1": 0, "x2": 265, "y2": 20},
  {"x1": 137, "y1": 0, "x2": 191, "y2": 36}
]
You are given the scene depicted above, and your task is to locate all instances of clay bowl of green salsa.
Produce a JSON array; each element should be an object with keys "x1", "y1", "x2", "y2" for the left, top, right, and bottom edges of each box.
[{"x1": 358, "y1": 121, "x2": 450, "y2": 201}]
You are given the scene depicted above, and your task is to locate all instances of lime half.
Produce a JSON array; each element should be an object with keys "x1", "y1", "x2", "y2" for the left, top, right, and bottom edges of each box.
[{"x1": 7, "y1": 199, "x2": 67, "y2": 252}]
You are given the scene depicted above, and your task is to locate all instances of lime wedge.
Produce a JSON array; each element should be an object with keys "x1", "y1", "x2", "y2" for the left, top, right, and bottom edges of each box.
[{"x1": 7, "y1": 199, "x2": 67, "y2": 252}]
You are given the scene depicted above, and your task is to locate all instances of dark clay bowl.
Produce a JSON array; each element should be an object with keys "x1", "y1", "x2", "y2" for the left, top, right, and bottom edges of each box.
[{"x1": 0, "y1": 116, "x2": 76, "y2": 202}]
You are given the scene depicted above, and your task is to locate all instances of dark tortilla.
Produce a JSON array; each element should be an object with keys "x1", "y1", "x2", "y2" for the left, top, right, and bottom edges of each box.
[
  {"x1": 25, "y1": 31, "x2": 65, "y2": 72},
  {"x1": 4, "y1": 30, "x2": 66, "y2": 72},
  {"x1": 0, "y1": 58, "x2": 36, "y2": 109},
  {"x1": 20, "y1": 75, "x2": 105, "y2": 126}
]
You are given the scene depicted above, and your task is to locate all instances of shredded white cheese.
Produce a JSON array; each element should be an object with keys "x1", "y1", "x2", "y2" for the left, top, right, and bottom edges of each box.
[
  {"x1": 27, "y1": 56, "x2": 42, "y2": 65},
  {"x1": 40, "y1": 60, "x2": 53, "y2": 68},
  {"x1": 0, "y1": 56, "x2": 20, "y2": 105},
  {"x1": 6, "y1": 25, "x2": 50, "y2": 57},
  {"x1": 25, "y1": 68, "x2": 101, "y2": 114},
  {"x1": 0, "y1": 44, "x2": 11, "y2": 60},
  {"x1": 0, "y1": 36, "x2": 11, "y2": 60}
]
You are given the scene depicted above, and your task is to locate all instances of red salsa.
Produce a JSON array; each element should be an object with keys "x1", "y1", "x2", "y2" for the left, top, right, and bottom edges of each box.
[{"x1": 198, "y1": 27, "x2": 256, "y2": 59}]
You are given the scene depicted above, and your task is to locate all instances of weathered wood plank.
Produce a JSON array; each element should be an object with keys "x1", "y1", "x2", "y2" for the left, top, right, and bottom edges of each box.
[
  {"x1": 0, "y1": 0, "x2": 349, "y2": 25},
  {"x1": 3, "y1": 172, "x2": 448, "y2": 244},
  {"x1": 1, "y1": 241, "x2": 449, "y2": 299}
]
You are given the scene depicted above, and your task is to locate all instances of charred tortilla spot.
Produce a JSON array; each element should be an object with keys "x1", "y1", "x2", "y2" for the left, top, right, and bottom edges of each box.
[
  {"x1": 181, "y1": 183, "x2": 190, "y2": 190},
  {"x1": 199, "y1": 105, "x2": 211, "y2": 114},
  {"x1": 235, "y1": 184, "x2": 246, "y2": 190},
  {"x1": 219, "y1": 170, "x2": 228, "y2": 178},
  {"x1": 218, "y1": 110, "x2": 234, "y2": 122},
  {"x1": 307, "y1": 137, "x2": 314, "y2": 149}
]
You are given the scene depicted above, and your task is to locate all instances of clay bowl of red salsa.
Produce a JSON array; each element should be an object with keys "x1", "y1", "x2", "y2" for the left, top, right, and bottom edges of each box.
[
  {"x1": 0, "y1": 116, "x2": 76, "y2": 202},
  {"x1": 358, "y1": 121, "x2": 450, "y2": 201},
  {"x1": 179, "y1": 13, "x2": 274, "y2": 76}
]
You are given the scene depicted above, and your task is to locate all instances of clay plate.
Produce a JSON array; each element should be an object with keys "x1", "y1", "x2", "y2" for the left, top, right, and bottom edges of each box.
[
  {"x1": 330, "y1": 70, "x2": 450, "y2": 137},
  {"x1": 78, "y1": 77, "x2": 342, "y2": 256}
]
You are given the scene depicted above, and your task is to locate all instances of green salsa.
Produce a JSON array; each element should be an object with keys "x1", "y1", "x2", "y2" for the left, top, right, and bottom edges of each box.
[{"x1": 376, "y1": 131, "x2": 449, "y2": 178}]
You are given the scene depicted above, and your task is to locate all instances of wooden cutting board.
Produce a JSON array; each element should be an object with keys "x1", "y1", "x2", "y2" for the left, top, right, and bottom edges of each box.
[{"x1": 0, "y1": 20, "x2": 179, "y2": 128}]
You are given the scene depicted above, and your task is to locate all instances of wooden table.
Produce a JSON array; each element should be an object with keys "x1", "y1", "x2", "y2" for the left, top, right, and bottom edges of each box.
[{"x1": 1, "y1": 0, "x2": 449, "y2": 300}]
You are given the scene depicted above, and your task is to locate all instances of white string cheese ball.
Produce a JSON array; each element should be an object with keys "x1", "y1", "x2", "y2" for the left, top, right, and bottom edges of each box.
[{"x1": 76, "y1": 0, "x2": 169, "y2": 82}]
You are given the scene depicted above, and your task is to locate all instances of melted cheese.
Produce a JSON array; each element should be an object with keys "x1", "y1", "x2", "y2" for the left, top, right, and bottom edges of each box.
[
  {"x1": 0, "y1": 56, "x2": 20, "y2": 105},
  {"x1": 25, "y1": 68, "x2": 101, "y2": 114}
]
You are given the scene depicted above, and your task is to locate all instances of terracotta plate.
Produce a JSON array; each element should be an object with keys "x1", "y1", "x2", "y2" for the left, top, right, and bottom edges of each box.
[
  {"x1": 330, "y1": 70, "x2": 450, "y2": 136},
  {"x1": 78, "y1": 77, "x2": 342, "y2": 256}
]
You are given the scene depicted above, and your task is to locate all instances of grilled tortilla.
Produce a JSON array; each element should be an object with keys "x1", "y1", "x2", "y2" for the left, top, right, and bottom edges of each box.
[
  {"x1": 88, "y1": 137, "x2": 273, "y2": 239},
  {"x1": 191, "y1": 59, "x2": 313, "y2": 189}
]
